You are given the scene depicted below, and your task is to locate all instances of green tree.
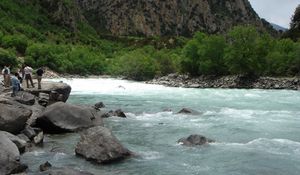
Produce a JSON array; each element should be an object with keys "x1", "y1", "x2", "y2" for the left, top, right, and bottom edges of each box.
[
  {"x1": 224, "y1": 26, "x2": 267, "y2": 76},
  {"x1": 182, "y1": 32, "x2": 227, "y2": 76}
]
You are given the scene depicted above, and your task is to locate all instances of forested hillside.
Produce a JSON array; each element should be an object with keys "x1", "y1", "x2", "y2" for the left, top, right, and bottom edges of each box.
[{"x1": 0, "y1": 0, "x2": 299, "y2": 80}]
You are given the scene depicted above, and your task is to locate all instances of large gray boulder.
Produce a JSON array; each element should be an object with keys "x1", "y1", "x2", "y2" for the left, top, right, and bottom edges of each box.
[
  {"x1": 178, "y1": 135, "x2": 215, "y2": 146},
  {"x1": 14, "y1": 91, "x2": 36, "y2": 106},
  {"x1": 0, "y1": 131, "x2": 27, "y2": 153},
  {"x1": 75, "y1": 126, "x2": 132, "y2": 164},
  {"x1": 36, "y1": 102, "x2": 103, "y2": 133},
  {"x1": 25, "y1": 81, "x2": 71, "y2": 104},
  {"x1": 0, "y1": 99, "x2": 32, "y2": 134},
  {"x1": 0, "y1": 134, "x2": 27, "y2": 174}
]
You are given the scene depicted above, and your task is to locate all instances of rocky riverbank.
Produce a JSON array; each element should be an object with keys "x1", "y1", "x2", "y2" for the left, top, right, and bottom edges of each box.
[
  {"x1": 0, "y1": 81, "x2": 134, "y2": 175},
  {"x1": 147, "y1": 74, "x2": 300, "y2": 90}
]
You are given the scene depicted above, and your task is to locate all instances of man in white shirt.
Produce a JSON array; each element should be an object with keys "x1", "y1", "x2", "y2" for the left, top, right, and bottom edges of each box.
[
  {"x1": 24, "y1": 65, "x2": 35, "y2": 88},
  {"x1": 1, "y1": 65, "x2": 11, "y2": 87}
]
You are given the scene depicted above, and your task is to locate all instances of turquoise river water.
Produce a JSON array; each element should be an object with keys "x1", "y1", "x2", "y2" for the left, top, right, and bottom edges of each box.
[{"x1": 22, "y1": 78, "x2": 300, "y2": 175}]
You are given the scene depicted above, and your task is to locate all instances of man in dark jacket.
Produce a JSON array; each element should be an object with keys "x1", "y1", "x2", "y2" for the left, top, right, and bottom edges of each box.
[{"x1": 36, "y1": 67, "x2": 44, "y2": 89}]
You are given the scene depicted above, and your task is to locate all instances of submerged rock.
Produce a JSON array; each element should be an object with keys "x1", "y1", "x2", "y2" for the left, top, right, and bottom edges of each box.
[
  {"x1": 39, "y1": 161, "x2": 52, "y2": 172},
  {"x1": 36, "y1": 102, "x2": 103, "y2": 133},
  {"x1": 94, "y1": 102, "x2": 105, "y2": 110},
  {"x1": 177, "y1": 108, "x2": 202, "y2": 115},
  {"x1": 0, "y1": 134, "x2": 27, "y2": 174},
  {"x1": 178, "y1": 135, "x2": 215, "y2": 146},
  {"x1": 75, "y1": 126, "x2": 132, "y2": 164}
]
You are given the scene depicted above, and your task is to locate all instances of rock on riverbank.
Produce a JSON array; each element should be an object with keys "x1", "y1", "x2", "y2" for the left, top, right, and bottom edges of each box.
[{"x1": 148, "y1": 74, "x2": 300, "y2": 90}]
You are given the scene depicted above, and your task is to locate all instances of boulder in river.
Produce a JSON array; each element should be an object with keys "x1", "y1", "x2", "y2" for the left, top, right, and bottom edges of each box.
[
  {"x1": 75, "y1": 126, "x2": 132, "y2": 164},
  {"x1": 178, "y1": 135, "x2": 215, "y2": 146},
  {"x1": 0, "y1": 98, "x2": 32, "y2": 134},
  {"x1": 177, "y1": 108, "x2": 202, "y2": 115},
  {"x1": 94, "y1": 102, "x2": 105, "y2": 110},
  {"x1": 0, "y1": 134, "x2": 27, "y2": 174},
  {"x1": 36, "y1": 102, "x2": 104, "y2": 133}
]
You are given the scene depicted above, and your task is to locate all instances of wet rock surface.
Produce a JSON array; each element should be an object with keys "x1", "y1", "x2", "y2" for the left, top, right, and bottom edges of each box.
[
  {"x1": 178, "y1": 135, "x2": 215, "y2": 146},
  {"x1": 36, "y1": 102, "x2": 104, "y2": 133},
  {"x1": 75, "y1": 126, "x2": 132, "y2": 164},
  {"x1": 0, "y1": 134, "x2": 28, "y2": 174}
]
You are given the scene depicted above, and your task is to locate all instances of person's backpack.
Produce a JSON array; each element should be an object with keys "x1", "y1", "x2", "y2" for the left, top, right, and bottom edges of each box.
[{"x1": 3, "y1": 68, "x2": 8, "y2": 75}]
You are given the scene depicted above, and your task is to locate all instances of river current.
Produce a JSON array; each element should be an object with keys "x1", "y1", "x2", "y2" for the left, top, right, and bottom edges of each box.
[{"x1": 22, "y1": 78, "x2": 300, "y2": 175}]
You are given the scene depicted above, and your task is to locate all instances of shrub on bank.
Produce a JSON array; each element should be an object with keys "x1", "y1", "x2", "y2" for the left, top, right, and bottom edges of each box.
[
  {"x1": 0, "y1": 34, "x2": 28, "y2": 54},
  {"x1": 113, "y1": 49, "x2": 158, "y2": 81},
  {"x1": 0, "y1": 48, "x2": 17, "y2": 68}
]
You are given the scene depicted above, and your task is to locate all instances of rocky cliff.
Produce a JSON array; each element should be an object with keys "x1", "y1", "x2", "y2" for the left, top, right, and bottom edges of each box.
[{"x1": 76, "y1": 0, "x2": 265, "y2": 36}]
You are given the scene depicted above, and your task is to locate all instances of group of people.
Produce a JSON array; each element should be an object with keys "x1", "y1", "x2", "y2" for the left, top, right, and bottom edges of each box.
[{"x1": 1, "y1": 64, "x2": 44, "y2": 97}]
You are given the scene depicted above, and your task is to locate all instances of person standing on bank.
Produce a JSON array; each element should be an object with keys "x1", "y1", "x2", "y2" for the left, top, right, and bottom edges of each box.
[
  {"x1": 36, "y1": 67, "x2": 44, "y2": 89},
  {"x1": 11, "y1": 72, "x2": 20, "y2": 97},
  {"x1": 1, "y1": 65, "x2": 10, "y2": 88},
  {"x1": 24, "y1": 65, "x2": 35, "y2": 88}
]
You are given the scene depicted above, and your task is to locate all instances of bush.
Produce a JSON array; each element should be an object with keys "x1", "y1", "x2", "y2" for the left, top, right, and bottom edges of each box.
[
  {"x1": 63, "y1": 47, "x2": 106, "y2": 75},
  {"x1": 182, "y1": 32, "x2": 227, "y2": 76},
  {"x1": 0, "y1": 48, "x2": 17, "y2": 68},
  {"x1": 1, "y1": 34, "x2": 28, "y2": 54},
  {"x1": 113, "y1": 49, "x2": 158, "y2": 81},
  {"x1": 224, "y1": 26, "x2": 267, "y2": 76},
  {"x1": 25, "y1": 43, "x2": 66, "y2": 71}
]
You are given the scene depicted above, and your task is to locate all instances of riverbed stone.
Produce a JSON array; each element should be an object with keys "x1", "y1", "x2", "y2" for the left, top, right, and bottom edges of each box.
[
  {"x1": 178, "y1": 135, "x2": 215, "y2": 146},
  {"x1": 25, "y1": 81, "x2": 71, "y2": 104},
  {"x1": 14, "y1": 91, "x2": 36, "y2": 106},
  {"x1": 36, "y1": 102, "x2": 103, "y2": 133},
  {"x1": 75, "y1": 126, "x2": 132, "y2": 164},
  {"x1": 0, "y1": 131, "x2": 27, "y2": 153},
  {"x1": 0, "y1": 99, "x2": 32, "y2": 134},
  {"x1": 0, "y1": 134, "x2": 27, "y2": 174},
  {"x1": 177, "y1": 108, "x2": 202, "y2": 115}
]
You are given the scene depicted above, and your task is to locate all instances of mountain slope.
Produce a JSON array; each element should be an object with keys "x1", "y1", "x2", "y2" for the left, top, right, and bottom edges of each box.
[{"x1": 76, "y1": 0, "x2": 267, "y2": 36}]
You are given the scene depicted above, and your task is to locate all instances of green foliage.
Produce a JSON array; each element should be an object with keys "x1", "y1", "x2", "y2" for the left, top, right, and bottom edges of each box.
[
  {"x1": 112, "y1": 49, "x2": 159, "y2": 81},
  {"x1": 0, "y1": 34, "x2": 28, "y2": 54},
  {"x1": 0, "y1": 48, "x2": 17, "y2": 68},
  {"x1": 25, "y1": 43, "x2": 66, "y2": 71},
  {"x1": 224, "y1": 26, "x2": 266, "y2": 76},
  {"x1": 265, "y1": 39, "x2": 299, "y2": 75},
  {"x1": 182, "y1": 32, "x2": 227, "y2": 76},
  {"x1": 0, "y1": 0, "x2": 299, "y2": 79}
]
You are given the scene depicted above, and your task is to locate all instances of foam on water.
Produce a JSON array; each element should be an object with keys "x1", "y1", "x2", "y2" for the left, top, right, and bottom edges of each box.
[{"x1": 26, "y1": 78, "x2": 300, "y2": 175}]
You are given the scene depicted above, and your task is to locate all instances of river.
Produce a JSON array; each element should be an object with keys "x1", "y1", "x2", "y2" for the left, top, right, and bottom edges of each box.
[{"x1": 22, "y1": 78, "x2": 300, "y2": 175}]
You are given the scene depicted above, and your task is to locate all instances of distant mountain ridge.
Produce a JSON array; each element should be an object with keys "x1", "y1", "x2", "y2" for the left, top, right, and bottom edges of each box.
[
  {"x1": 76, "y1": 0, "x2": 271, "y2": 36},
  {"x1": 37, "y1": 0, "x2": 275, "y2": 37},
  {"x1": 270, "y1": 23, "x2": 288, "y2": 32}
]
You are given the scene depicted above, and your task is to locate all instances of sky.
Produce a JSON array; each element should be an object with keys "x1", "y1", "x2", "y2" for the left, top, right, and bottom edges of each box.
[{"x1": 249, "y1": 0, "x2": 299, "y2": 28}]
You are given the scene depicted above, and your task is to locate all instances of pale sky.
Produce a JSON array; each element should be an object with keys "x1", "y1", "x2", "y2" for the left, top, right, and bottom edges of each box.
[{"x1": 249, "y1": 0, "x2": 299, "y2": 28}]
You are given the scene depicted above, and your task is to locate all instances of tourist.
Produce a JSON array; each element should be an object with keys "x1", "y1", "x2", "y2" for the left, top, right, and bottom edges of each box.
[
  {"x1": 36, "y1": 67, "x2": 44, "y2": 89},
  {"x1": 11, "y1": 72, "x2": 20, "y2": 97},
  {"x1": 19, "y1": 64, "x2": 25, "y2": 83},
  {"x1": 24, "y1": 65, "x2": 35, "y2": 88},
  {"x1": 1, "y1": 65, "x2": 10, "y2": 88}
]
